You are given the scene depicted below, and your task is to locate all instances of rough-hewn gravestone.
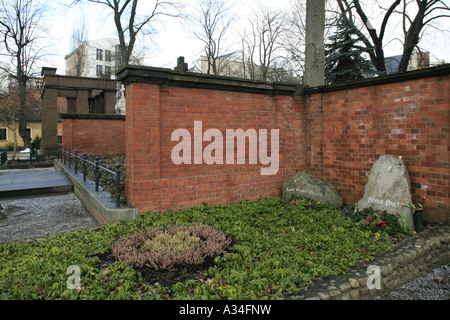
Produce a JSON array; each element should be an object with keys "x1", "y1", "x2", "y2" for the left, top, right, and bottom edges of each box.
[
  {"x1": 356, "y1": 155, "x2": 414, "y2": 231},
  {"x1": 282, "y1": 171, "x2": 343, "y2": 207}
]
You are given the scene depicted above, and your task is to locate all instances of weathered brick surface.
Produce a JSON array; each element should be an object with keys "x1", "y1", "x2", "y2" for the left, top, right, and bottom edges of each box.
[
  {"x1": 62, "y1": 117, "x2": 126, "y2": 156},
  {"x1": 78, "y1": 66, "x2": 449, "y2": 223},
  {"x1": 125, "y1": 83, "x2": 306, "y2": 212},
  {"x1": 307, "y1": 74, "x2": 450, "y2": 222}
]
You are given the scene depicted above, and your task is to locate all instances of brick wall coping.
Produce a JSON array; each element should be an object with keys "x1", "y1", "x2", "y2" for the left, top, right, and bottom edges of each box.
[
  {"x1": 116, "y1": 65, "x2": 305, "y2": 96},
  {"x1": 117, "y1": 63, "x2": 450, "y2": 97},
  {"x1": 42, "y1": 74, "x2": 118, "y2": 92},
  {"x1": 60, "y1": 113, "x2": 126, "y2": 120},
  {"x1": 304, "y1": 63, "x2": 450, "y2": 94}
]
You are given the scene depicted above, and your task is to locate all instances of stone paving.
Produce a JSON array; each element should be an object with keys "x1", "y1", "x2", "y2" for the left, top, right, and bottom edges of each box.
[
  {"x1": 0, "y1": 167, "x2": 99, "y2": 243},
  {"x1": 0, "y1": 167, "x2": 73, "y2": 197},
  {"x1": 0, "y1": 193, "x2": 100, "y2": 244}
]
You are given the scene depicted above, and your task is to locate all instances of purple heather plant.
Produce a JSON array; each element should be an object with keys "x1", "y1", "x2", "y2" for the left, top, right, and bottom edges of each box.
[{"x1": 111, "y1": 224, "x2": 232, "y2": 270}]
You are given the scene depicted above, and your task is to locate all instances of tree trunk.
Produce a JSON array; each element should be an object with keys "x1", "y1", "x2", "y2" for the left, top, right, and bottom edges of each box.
[
  {"x1": 398, "y1": 2, "x2": 426, "y2": 73},
  {"x1": 304, "y1": 0, "x2": 325, "y2": 86},
  {"x1": 17, "y1": 64, "x2": 31, "y2": 149},
  {"x1": 11, "y1": 122, "x2": 18, "y2": 161}
]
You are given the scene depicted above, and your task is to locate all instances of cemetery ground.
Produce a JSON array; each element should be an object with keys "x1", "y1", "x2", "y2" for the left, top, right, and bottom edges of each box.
[{"x1": 2, "y1": 191, "x2": 448, "y2": 301}]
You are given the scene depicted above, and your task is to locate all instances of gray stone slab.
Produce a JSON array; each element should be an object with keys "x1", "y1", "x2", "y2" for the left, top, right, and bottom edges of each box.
[
  {"x1": 54, "y1": 160, "x2": 137, "y2": 224},
  {"x1": 0, "y1": 169, "x2": 73, "y2": 197}
]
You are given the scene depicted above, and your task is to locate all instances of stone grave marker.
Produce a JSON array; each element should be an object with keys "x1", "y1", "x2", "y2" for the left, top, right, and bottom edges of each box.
[
  {"x1": 282, "y1": 171, "x2": 343, "y2": 207},
  {"x1": 356, "y1": 155, "x2": 414, "y2": 231}
]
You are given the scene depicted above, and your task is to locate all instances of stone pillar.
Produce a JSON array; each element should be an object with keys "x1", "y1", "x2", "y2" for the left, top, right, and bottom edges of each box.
[
  {"x1": 67, "y1": 98, "x2": 76, "y2": 113},
  {"x1": 98, "y1": 92, "x2": 105, "y2": 114},
  {"x1": 41, "y1": 87, "x2": 59, "y2": 157},
  {"x1": 104, "y1": 90, "x2": 116, "y2": 114},
  {"x1": 76, "y1": 90, "x2": 90, "y2": 114}
]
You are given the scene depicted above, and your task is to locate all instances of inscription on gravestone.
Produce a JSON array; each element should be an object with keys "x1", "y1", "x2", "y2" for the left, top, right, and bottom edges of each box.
[
  {"x1": 282, "y1": 171, "x2": 343, "y2": 207},
  {"x1": 356, "y1": 155, "x2": 414, "y2": 231}
]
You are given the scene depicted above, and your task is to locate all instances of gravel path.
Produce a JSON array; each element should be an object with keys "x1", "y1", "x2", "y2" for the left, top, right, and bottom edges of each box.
[
  {"x1": 375, "y1": 263, "x2": 450, "y2": 300},
  {"x1": 0, "y1": 193, "x2": 100, "y2": 244}
]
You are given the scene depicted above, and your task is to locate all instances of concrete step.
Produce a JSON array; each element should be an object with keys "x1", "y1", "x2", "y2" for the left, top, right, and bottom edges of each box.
[{"x1": 0, "y1": 169, "x2": 73, "y2": 198}]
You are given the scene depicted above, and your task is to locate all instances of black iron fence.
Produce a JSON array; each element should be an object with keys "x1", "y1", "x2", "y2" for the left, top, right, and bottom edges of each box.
[
  {"x1": 0, "y1": 149, "x2": 7, "y2": 166},
  {"x1": 0, "y1": 141, "x2": 36, "y2": 165},
  {"x1": 58, "y1": 147, "x2": 123, "y2": 208}
]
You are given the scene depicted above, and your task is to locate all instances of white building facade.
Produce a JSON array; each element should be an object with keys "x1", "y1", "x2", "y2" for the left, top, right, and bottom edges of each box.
[{"x1": 65, "y1": 38, "x2": 144, "y2": 114}]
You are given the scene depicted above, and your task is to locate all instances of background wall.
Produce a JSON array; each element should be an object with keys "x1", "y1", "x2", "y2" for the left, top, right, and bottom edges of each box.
[
  {"x1": 61, "y1": 64, "x2": 447, "y2": 222},
  {"x1": 123, "y1": 80, "x2": 305, "y2": 213},
  {"x1": 61, "y1": 114, "x2": 126, "y2": 156},
  {"x1": 306, "y1": 70, "x2": 449, "y2": 222}
]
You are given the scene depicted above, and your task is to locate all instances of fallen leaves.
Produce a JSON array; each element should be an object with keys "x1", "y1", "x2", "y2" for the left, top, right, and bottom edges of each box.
[{"x1": 433, "y1": 277, "x2": 446, "y2": 284}]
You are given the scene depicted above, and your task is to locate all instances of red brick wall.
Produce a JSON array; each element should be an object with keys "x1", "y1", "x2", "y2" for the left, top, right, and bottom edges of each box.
[
  {"x1": 125, "y1": 83, "x2": 305, "y2": 213},
  {"x1": 62, "y1": 115, "x2": 126, "y2": 156},
  {"x1": 120, "y1": 65, "x2": 449, "y2": 223},
  {"x1": 306, "y1": 73, "x2": 450, "y2": 223}
]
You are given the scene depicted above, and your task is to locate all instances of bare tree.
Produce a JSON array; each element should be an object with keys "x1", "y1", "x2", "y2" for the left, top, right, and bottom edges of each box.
[
  {"x1": 0, "y1": 91, "x2": 20, "y2": 160},
  {"x1": 283, "y1": 0, "x2": 336, "y2": 80},
  {"x1": 0, "y1": 0, "x2": 47, "y2": 148},
  {"x1": 0, "y1": 87, "x2": 39, "y2": 159},
  {"x1": 69, "y1": 16, "x2": 88, "y2": 76},
  {"x1": 337, "y1": 0, "x2": 450, "y2": 74},
  {"x1": 396, "y1": 0, "x2": 450, "y2": 72},
  {"x1": 239, "y1": 28, "x2": 257, "y2": 80},
  {"x1": 283, "y1": 0, "x2": 307, "y2": 78},
  {"x1": 240, "y1": 7, "x2": 288, "y2": 82},
  {"x1": 193, "y1": 0, "x2": 233, "y2": 75},
  {"x1": 70, "y1": 0, "x2": 182, "y2": 69}
]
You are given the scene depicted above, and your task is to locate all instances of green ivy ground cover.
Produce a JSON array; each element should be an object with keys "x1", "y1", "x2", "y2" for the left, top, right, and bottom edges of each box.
[{"x1": 0, "y1": 197, "x2": 409, "y2": 300}]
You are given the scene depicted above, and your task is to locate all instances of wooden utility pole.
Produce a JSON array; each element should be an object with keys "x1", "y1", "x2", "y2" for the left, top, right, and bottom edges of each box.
[{"x1": 304, "y1": 0, "x2": 325, "y2": 86}]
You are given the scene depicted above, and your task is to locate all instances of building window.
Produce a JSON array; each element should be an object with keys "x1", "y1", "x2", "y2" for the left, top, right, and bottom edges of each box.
[
  {"x1": 105, "y1": 66, "x2": 111, "y2": 77},
  {"x1": 96, "y1": 49, "x2": 103, "y2": 60},
  {"x1": 96, "y1": 65, "x2": 103, "y2": 77},
  {"x1": 0, "y1": 128, "x2": 7, "y2": 141},
  {"x1": 105, "y1": 50, "x2": 112, "y2": 62}
]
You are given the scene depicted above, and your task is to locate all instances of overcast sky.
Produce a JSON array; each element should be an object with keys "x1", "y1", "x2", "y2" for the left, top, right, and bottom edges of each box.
[
  {"x1": 4, "y1": 0, "x2": 450, "y2": 75},
  {"x1": 44, "y1": 0, "x2": 295, "y2": 73}
]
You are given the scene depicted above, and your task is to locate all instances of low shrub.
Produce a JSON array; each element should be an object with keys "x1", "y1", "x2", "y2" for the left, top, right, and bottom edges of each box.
[
  {"x1": 5, "y1": 142, "x2": 15, "y2": 152},
  {"x1": 0, "y1": 197, "x2": 411, "y2": 300},
  {"x1": 351, "y1": 207, "x2": 412, "y2": 238},
  {"x1": 111, "y1": 224, "x2": 232, "y2": 270}
]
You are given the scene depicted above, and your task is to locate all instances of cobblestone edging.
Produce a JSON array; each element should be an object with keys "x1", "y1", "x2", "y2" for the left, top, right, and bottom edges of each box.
[{"x1": 284, "y1": 223, "x2": 450, "y2": 300}]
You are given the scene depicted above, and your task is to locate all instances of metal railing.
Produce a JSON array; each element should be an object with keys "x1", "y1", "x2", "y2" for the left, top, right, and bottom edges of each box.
[
  {"x1": 0, "y1": 141, "x2": 35, "y2": 165},
  {"x1": 58, "y1": 147, "x2": 122, "y2": 208},
  {"x1": 29, "y1": 141, "x2": 37, "y2": 164},
  {"x1": 0, "y1": 149, "x2": 7, "y2": 166}
]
